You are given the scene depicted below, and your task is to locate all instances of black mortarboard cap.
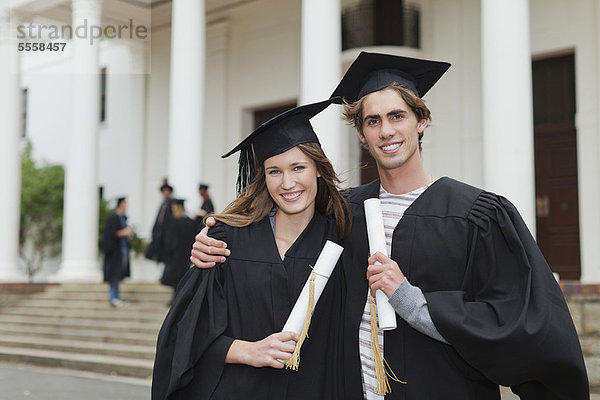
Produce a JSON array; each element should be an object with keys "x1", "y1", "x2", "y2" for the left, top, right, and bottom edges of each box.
[
  {"x1": 330, "y1": 52, "x2": 451, "y2": 102},
  {"x1": 222, "y1": 97, "x2": 340, "y2": 193},
  {"x1": 199, "y1": 183, "x2": 209, "y2": 191},
  {"x1": 173, "y1": 198, "x2": 185, "y2": 206},
  {"x1": 160, "y1": 179, "x2": 173, "y2": 193}
]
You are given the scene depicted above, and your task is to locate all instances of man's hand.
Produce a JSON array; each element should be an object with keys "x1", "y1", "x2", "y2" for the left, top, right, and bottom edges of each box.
[
  {"x1": 225, "y1": 331, "x2": 300, "y2": 369},
  {"x1": 118, "y1": 226, "x2": 134, "y2": 239},
  {"x1": 190, "y1": 216, "x2": 230, "y2": 268},
  {"x1": 366, "y1": 251, "x2": 405, "y2": 298}
]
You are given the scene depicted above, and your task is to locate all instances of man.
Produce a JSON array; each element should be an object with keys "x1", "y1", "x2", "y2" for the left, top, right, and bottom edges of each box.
[
  {"x1": 197, "y1": 183, "x2": 215, "y2": 218},
  {"x1": 146, "y1": 180, "x2": 175, "y2": 263},
  {"x1": 190, "y1": 52, "x2": 588, "y2": 399},
  {"x1": 102, "y1": 197, "x2": 133, "y2": 307}
]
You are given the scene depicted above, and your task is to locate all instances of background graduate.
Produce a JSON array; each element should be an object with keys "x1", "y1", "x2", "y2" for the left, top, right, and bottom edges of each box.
[
  {"x1": 152, "y1": 98, "x2": 352, "y2": 400},
  {"x1": 191, "y1": 52, "x2": 589, "y2": 400},
  {"x1": 160, "y1": 199, "x2": 197, "y2": 305}
]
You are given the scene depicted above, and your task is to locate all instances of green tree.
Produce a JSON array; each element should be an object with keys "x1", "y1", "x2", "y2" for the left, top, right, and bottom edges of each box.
[{"x1": 19, "y1": 142, "x2": 65, "y2": 281}]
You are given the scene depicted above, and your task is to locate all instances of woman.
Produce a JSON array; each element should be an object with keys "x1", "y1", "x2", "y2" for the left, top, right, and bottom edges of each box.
[{"x1": 152, "y1": 98, "x2": 351, "y2": 400}]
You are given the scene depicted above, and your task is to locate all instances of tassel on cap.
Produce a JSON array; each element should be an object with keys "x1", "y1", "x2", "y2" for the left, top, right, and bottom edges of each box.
[{"x1": 236, "y1": 146, "x2": 256, "y2": 195}]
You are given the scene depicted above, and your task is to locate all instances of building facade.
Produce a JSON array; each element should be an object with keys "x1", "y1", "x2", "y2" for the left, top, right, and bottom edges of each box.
[{"x1": 1, "y1": 0, "x2": 600, "y2": 283}]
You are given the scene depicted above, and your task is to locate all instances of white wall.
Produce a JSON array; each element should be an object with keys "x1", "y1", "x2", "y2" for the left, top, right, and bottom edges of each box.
[
  {"x1": 20, "y1": 48, "x2": 72, "y2": 165},
  {"x1": 143, "y1": 24, "x2": 171, "y2": 233},
  {"x1": 98, "y1": 41, "x2": 147, "y2": 230},
  {"x1": 530, "y1": 0, "x2": 600, "y2": 282},
  {"x1": 208, "y1": 0, "x2": 303, "y2": 204},
  {"x1": 421, "y1": 0, "x2": 483, "y2": 188}
]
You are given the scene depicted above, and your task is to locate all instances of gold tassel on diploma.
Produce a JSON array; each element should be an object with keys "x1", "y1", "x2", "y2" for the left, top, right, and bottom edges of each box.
[
  {"x1": 285, "y1": 269, "x2": 317, "y2": 371},
  {"x1": 369, "y1": 295, "x2": 406, "y2": 395}
]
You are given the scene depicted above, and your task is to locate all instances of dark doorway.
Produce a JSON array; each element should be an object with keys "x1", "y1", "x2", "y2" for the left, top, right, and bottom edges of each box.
[
  {"x1": 532, "y1": 53, "x2": 581, "y2": 280},
  {"x1": 253, "y1": 103, "x2": 296, "y2": 129}
]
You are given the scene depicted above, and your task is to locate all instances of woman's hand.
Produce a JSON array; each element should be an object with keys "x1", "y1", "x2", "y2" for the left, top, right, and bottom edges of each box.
[
  {"x1": 190, "y1": 217, "x2": 231, "y2": 268},
  {"x1": 226, "y1": 331, "x2": 300, "y2": 369}
]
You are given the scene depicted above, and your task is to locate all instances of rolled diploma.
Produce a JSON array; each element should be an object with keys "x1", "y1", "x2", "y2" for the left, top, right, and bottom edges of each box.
[
  {"x1": 282, "y1": 240, "x2": 343, "y2": 334},
  {"x1": 364, "y1": 198, "x2": 397, "y2": 331}
]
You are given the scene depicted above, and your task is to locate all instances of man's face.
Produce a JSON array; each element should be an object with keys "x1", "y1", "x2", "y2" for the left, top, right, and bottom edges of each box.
[
  {"x1": 358, "y1": 88, "x2": 427, "y2": 172},
  {"x1": 162, "y1": 188, "x2": 172, "y2": 200}
]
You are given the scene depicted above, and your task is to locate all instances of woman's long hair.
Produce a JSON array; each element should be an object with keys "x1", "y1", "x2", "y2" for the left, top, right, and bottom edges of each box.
[{"x1": 209, "y1": 142, "x2": 351, "y2": 239}]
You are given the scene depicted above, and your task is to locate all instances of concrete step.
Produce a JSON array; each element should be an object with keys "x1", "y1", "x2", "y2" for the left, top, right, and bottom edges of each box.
[
  {"x1": 0, "y1": 334, "x2": 156, "y2": 360},
  {"x1": 5, "y1": 305, "x2": 168, "y2": 322},
  {"x1": 0, "y1": 324, "x2": 159, "y2": 346},
  {"x1": 34, "y1": 291, "x2": 172, "y2": 303},
  {"x1": 17, "y1": 298, "x2": 171, "y2": 312},
  {"x1": 43, "y1": 282, "x2": 172, "y2": 294},
  {"x1": 0, "y1": 346, "x2": 154, "y2": 379},
  {"x1": 38, "y1": 285, "x2": 172, "y2": 298},
  {"x1": 0, "y1": 282, "x2": 169, "y2": 378},
  {"x1": 0, "y1": 314, "x2": 162, "y2": 334}
]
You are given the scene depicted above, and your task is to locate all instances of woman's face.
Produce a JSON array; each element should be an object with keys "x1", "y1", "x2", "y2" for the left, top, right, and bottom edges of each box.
[{"x1": 264, "y1": 146, "x2": 320, "y2": 219}]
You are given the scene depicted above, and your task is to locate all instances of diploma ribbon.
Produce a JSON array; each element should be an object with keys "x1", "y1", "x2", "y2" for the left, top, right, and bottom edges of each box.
[
  {"x1": 285, "y1": 265, "x2": 327, "y2": 371},
  {"x1": 369, "y1": 295, "x2": 407, "y2": 394},
  {"x1": 308, "y1": 264, "x2": 330, "y2": 279}
]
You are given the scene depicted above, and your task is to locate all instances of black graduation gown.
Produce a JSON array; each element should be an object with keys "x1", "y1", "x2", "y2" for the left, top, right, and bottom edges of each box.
[
  {"x1": 341, "y1": 177, "x2": 589, "y2": 400},
  {"x1": 161, "y1": 216, "x2": 197, "y2": 288},
  {"x1": 146, "y1": 200, "x2": 174, "y2": 262},
  {"x1": 201, "y1": 199, "x2": 215, "y2": 214},
  {"x1": 152, "y1": 212, "x2": 346, "y2": 400},
  {"x1": 101, "y1": 213, "x2": 130, "y2": 283}
]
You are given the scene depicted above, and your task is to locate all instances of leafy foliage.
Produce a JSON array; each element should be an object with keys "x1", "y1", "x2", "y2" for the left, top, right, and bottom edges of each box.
[
  {"x1": 98, "y1": 197, "x2": 112, "y2": 251},
  {"x1": 19, "y1": 142, "x2": 64, "y2": 281}
]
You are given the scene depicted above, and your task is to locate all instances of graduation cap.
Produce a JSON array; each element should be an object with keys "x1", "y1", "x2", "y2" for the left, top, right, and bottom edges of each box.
[
  {"x1": 160, "y1": 180, "x2": 173, "y2": 193},
  {"x1": 172, "y1": 198, "x2": 185, "y2": 206},
  {"x1": 330, "y1": 51, "x2": 451, "y2": 102},
  {"x1": 198, "y1": 183, "x2": 209, "y2": 191},
  {"x1": 222, "y1": 97, "x2": 340, "y2": 193}
]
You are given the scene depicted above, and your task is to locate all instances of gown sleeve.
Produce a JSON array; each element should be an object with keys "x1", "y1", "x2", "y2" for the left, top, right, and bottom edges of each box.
[
  {"x1": 152, "y1": 222, "x2": 234, "y2": 400},
  {"x1": 425, "y1": 191, "x2": 589, "y2": 400},
  {"x1": 101, "y1": 214, "x2": 119, "y2": 253}
]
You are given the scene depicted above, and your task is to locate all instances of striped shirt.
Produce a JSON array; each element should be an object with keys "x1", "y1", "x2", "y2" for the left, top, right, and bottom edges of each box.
[{"x1": 359, "y1": 184, "x2": 428, "y2": 399}]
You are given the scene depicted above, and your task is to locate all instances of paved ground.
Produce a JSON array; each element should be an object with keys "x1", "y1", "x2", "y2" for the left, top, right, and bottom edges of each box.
[
  {"x1": 0, "y1": 362, "x2": 150, "y2": 400},
  {"x1": 0, "y1": 361, "x2": 596, "y2": 399}
]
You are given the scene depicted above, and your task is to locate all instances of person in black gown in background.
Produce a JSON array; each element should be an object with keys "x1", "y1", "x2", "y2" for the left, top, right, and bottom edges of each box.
[
  {"x1": 152, "y1": 98, "x2": 352, "y2": 400},
  {"x1": 146, "y1": 181, "x2": 175, "y2": 263},
  {"x1": 161, "y1": 199, "x2": 197, "y2": 305}
]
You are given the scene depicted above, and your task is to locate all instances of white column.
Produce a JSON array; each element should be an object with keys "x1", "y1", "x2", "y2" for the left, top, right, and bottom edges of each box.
[
  {"x1": 300, "y1": 0, "x2": 343, "y2": 171},
  {"x1": 168, "y1": 0, "x2": 205, "y2": 212},
  {"x1": 55, "y1": 0, "x2": 102, "y2": 281},
  {"x1": 481, "y1": 0, "x2": 536, "y2": 233},
  {"x1": 578, "y1": 0, "x2": 600, "y2": 283},
  {"x1": 0, "y1": 7, "x2": 26, "y2": 282}
]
